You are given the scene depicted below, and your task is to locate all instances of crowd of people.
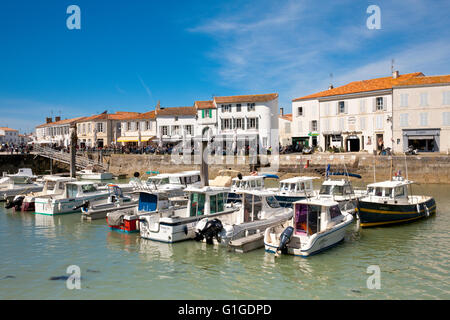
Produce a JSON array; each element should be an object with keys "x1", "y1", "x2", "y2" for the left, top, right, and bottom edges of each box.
[{"x1": 0, "y1": 143, "x2": 32, "y2": 154}]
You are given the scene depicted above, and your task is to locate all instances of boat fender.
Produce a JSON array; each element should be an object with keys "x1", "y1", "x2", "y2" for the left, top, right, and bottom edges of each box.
[
  {"x1": 276, "y1": 226, "x2": 294, "y2": 257},
  {"x1": 416, "y1": 204, "x2": 420, "y2": 215},
  {"x1": 424, "y1": 204, "x2": 430, "y2": 217},
  {"x1": 183, "y1": 225, "x2": 188, "y2": 235}
]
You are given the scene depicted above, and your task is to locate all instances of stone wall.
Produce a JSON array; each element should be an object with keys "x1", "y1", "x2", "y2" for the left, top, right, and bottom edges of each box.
[
  {"x1": 104, "y1": 153, "x2": 450, "y2": 184},
  {"x1": 0, "y1": 154, "x2": 69, "y2": 176}
]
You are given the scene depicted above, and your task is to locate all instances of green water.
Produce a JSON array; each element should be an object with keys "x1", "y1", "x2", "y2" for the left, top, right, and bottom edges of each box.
[{"x1": 0, "y1": 183, "x2": 449, "y2": 299}]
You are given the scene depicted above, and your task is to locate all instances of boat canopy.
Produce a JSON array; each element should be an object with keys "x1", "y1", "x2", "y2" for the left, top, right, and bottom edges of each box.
[
  {"x1": 294, "y1": 200, "x2": 341, "y2": 236},
  {"x1": 138, "y1": 192, "x2": 158, "y2": 212}
]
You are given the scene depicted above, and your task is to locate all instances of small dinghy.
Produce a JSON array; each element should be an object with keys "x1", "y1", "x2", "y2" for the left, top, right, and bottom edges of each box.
[{"x1": 264, "y1": 198, "x2": 354, "y2": 257}]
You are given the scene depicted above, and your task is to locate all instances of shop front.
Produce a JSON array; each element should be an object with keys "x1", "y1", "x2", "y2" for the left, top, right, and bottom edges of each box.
[{"x1": 402, "y1": 128, "x2": 440, "y2": 152}]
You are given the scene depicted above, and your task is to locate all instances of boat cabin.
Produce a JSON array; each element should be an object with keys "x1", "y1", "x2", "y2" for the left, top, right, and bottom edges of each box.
[
  {"x1": 319, "y1": 179, "x2": 355, "y2": 198},
  {"x1": 293, "y1": 199, "x2": 344, "y2": 236},
  {"x1": 146, "y1": 171, "x2": 201, "y2": 187},
  {"x1": 235, "y1": 190, "x2": 281, "y2": 224},
  {"x1": 278, "y1": 177, "x2": 317, "y2": 195},
  {"x1": 365, "y1": 177, "x2": 411, "y2": 202},
  {"x1": 42, "y1": 176, "x2": 75, "y2": 194},
  {"x1": 64, "y1": 182, "x2": 103, "y2": 198},
  {"x1": 186, "y1": 186, "x2": 229, "y2": 217}
]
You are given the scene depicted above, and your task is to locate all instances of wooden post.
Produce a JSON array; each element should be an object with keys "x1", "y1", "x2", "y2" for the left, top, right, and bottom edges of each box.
[
  {"x1": 70, "y1": 124, "x2": 77, "y2": 178},
  {"x1": 200, "y1": 128, "x2": 209, "y2": 187}
]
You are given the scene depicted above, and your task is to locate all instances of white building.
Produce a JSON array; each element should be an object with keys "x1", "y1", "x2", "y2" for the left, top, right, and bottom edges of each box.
[
  {"x1": 155, "y1": 105, "x2": 197, "y2": 147},
  {"x1": 214, "y1": 93, "x2": 279, "y2": 152},
  {"x1": 117, "y1": 110, "x2": 157, "y2": 146},
  {"x1": 278, "y1": 110, "x2": 292, "y2": 147},
  {"x1": 0, "y1": 127, "x2": 19, "y2": 145},
  {"x1": 392, "y1": 75, "x2": 450, "y2": 153},
  {"x1": 35, "y1": 116, "x2": 85, "y2": 147},
  {"x1": 292, "y1": 71, "x2": 424, "y2": 153}
]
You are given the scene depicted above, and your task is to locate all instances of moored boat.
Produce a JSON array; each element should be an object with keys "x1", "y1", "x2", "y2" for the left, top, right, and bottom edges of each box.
[
  {"x1": 273, "y1": 176, "x2": 318, "y2": 208},
  {"x1": 139, "y1": 185, "x2": 238, "y2": 243},
  {"x1": 357, "y1": 175, "x2": 436, "y2": 227},
  {"x1": 264, "y1": 198, "x2": 354, "y2": 257},
  {"x1": 1, "y1": 177, "x2": 43, "y2": 203},
  {"x1": 194, "y1": 189, "x2": 293, "y2": 253}
]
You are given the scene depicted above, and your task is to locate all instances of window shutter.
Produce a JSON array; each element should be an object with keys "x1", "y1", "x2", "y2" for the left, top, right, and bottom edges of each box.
[
  {"x1": 372, "y1": 98, "x2": 376, "y2": 112},
  {"x1": 383, "y1": 97, "x2": 387, "y2": 111},
  {"x1": 209, "y1": 109, "x2": 212, "y2": 118},
  {"x1": 335, "y1": 102, "x2": 339, "y2": 115},
  {"x1": 345, "y1": 101, "x2": 348, "y2": 114},
  {"x1": 202, "y1": 110, "x2": 205, "y2": 118}
]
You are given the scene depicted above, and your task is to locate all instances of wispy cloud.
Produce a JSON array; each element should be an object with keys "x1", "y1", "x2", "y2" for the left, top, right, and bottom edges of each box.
[
  {"x1": 188, "y1": 0, "x2": 450, "y2": 111},
  {"x1": 137, "y1": 74, "x2": 154, "y2": 105}
]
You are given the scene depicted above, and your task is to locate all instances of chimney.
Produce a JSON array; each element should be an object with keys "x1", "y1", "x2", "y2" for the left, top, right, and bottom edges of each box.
[
  {"x1": 156, "y1": 100, "x2": 161, "y2": 110},
  {"x1": 55, "y1": 116, "x2": 61, "y2": 122},
  {"x1": 392, "y1": 70, "x2": 399, "y2": 79},
  {"x1": 280, "y1": 107, "x2": 284, "y2": 116},
  {"x1": 46, "y1": 117, "x2": 52, "y2": 124},
  {"x1": 328, "y1": 84, "x2": 334, "y2": 90}
]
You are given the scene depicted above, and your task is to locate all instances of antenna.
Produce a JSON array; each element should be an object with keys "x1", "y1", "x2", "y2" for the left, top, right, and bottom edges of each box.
[
  {"x1": 329, "y1": 73, "x2": 334, "y2": 88},
  {"x1": 391, "y1": 59, "x2": 395, "y2": 74}
]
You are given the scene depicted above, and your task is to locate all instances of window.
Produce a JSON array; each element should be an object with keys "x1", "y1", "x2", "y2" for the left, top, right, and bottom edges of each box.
[
  {"x1": 172, "y1": 125, "x2": 180, "y2": 135},
  {"x1": 222, "y1": 118, "x2": 232, "y2": 129},
  {"x1": 136, "y1": 122, "x2": 140, "y2": 130},
  {"x1": 400, "y1": 93, "x2": 409, "y2": 107},
  {"x1": 443, "y1": 112, "x2": 450, "y2": 126},
  {"x1": 87, "y1": 123, "x2": 91, "y2": 133},
  {"x1": 376, "y1": 97, "x2": 384, "y2": 111},
  {"x1": 420, "y1": 93, "x2": 428, "y2": 107},
  {"x1": 81, "y1": 184, "x2": 98, "y2": 193},
  {"x1": 285, "y1": 122, "x2": 291, "y2": 134},
  {"x1": 329, "y1": 205, "x2": 341, "y2": 219},
  {"x1": 338, "y1": 101, "x2": 345, "y2": 114},
  {"x1": 175, "y1": 116, "x2": 178, "y2": 121},
  {"x1": 236, "y1": 104, "x2": 241, "y2": 112},
  {"x1": 419, "y1": 113, "x2": 428, "y2": 126},
  {"x1": 297, "y1": 107, "x2": 303, "y2": 116},
  {"x1": 266, "y1": 196, "x2": 280, "y2": 208},
  {"x1": 146, "y1": 121, "x2": 151, "y2": 130},
  {"x1": 161, "y1": 126, "x2": 168, "y2": 136},
  {"x1": 360, "y1": 117, "x2": 366, "y2": 130},
  {"x1": 394, "y1": 186, "x2": 405, "y2": 197},
  {"x1": 235, "y1": 118, "x2": 244, "y2": 129},
  {"x1": 311, "y1": 120, "x2": 318, "y2": 131},
  {"x1": 127, "y1": 122, "x2": 131, "y2": 131},
  {"x1": 247, "y1": 117, "x2": 258, "y2": 129},
  {"x1": 247, "y1": 103, "x2": 255, "y2": 111},
  {"x1": 184, "y1": 125, "x2": 193, "y2": 135},
  {"x1": 190, "y1": 193, "x2": 205, "y2": 217},
  {"x1": 222, "y1": 104, "x2": 232, "y2": 112},
  {"x1": 400, "y1": 114, "x2": 409, "y2": 127},
  {"x1": 375, "y1": 115, "x2": 383, "y2": 130},
  {"x1": 359, "y1": 99, "x2": 366, "y2": 113},
  {"x1": 443, "y1": 91, "x2": 450, "y2": 105},
  {"x1": 82, "y1": 124, "x2": 86, "y2": 134},
  {"x1": 97, "y1": 122, "x2": 104, "y2": 133}
]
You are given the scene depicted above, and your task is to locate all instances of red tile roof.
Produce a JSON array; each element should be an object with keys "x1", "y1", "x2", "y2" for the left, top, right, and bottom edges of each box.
[
  {"x1": 214, "y1": 93, "x2": 278, "y2": 104},
  {"x1": 395, "y1": 74, "x2": 450, "y2": 86},
  {"x1": 195, "y1": 100, "x2": 216, "y2": 110},
  {"x1": 156, "y1": 106, "x2": 197, "y2": 116},
  {"x1": 36, "y1": 116, "x2": 86, "y2": 128},
  {"x1": 279, "y1": 114, "x2": 292, "y2": 121},
  {"x1": 0, "y1": 127, "x2": 18, "y2": 132},
  {"x1": 292, "y1": 72, "x2": 424, "y2": 102}
]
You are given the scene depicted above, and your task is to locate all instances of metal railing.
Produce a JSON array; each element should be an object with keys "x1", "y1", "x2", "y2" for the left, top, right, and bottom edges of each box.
[{"x1": 33, "y1": 145, "x2": 106, "y2": 170}]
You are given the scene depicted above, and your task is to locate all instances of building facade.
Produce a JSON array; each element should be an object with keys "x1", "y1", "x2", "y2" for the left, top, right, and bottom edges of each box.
[
  {"x1": 392, "y1": 75, "x2": 450, "y2": 153},
  {"x1": 278, "y1": 111, "x2": 292, "y2": 147},
  {"x1": 155, "y1": 106, "x2": 197, "y2": 147},
  {"x1": 35, "y1": 116, "x2": 85, "y2": 147},
  {"x1": 117, "y1": 111, "x2": 157, "y2": 146},
  {"x1": 0, "y1": 127, "x2": 19, "y2": 145}
]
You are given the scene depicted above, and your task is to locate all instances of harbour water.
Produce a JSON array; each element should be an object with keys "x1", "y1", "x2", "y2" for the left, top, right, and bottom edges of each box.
[{"x1": 0, "y1": 182, "x2": 449, "y2": 300}]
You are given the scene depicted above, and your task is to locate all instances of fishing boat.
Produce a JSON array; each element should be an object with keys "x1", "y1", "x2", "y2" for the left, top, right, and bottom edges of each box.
[
  {"x1": 357, "y1": 174, "x2": 436, "y2": 227},
  {"x1": 9, "y1": 176, "x2": 76, "y2": 211},
  {"x1": 77, "y1": 165, "x2": 113, "y2": 180},
  {"x1": 264, "y1": 198, "x2": 354, "y2": 257},
  {"x1": 34, "y1": 181, "x2": 111, "y2": 215},
  {"x1": 0, "y1": 176, "x2": 43, "y2": 202},
  {"x1": 273, "y1": 176, "x2": 318, "y2": 208},
  {"x1": 194, "y1": 189, "x2": 293, "y2": 253},
  {"x1": 139, "y1": 185, "x2": 238, "y2": 243},
  {"x1": 141, "y1": 171, "x2": 202, "y2": 197},
  {"x1": 227, "y1": 174, "x2": 271, "y2": 203},
  {"x1": 81, "y1": 184, "x2": 139, "y2": 220},
  {"x1": 105, "y1": 190, "x2": 185, "y2": 233},
  {"x1": 3, "y1": 168, "x2": 37, "y2": 184},
  {"x1": 317, "y1": 179, "x2": 365, "y2": 214}
]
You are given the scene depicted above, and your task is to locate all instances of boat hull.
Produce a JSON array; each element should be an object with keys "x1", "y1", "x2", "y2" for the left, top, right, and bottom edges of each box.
[
  {"x1": 34, "y1": 194, "x2": 110, "y2": 215},
  {"x1": 107, "y1": 216, "x2": 140, "y2": 233},
  {"x1": 274, "y1": 195, "x2": 307, "y2": 208},
  {"x1": 358, "y1": 197, "x2": 436, "y2": 227}
]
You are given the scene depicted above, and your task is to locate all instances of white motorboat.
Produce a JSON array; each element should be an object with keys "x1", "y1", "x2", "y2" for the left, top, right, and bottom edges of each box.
[
  {"x1": 139, "y1": 171, "x2": 202, "y2": 197},
  {"x1": 264, "y1": 198, "x2": 354, "y2": 257},
  {"x1": 317, "y1": 179, "x2": 366, "y2": 214},
  {"x1": 273, "y1": 176, "x2": 318, "y2": 208},
  {"x1": 0, "y1": 176, "x2": 43, "y2": 202},
  {"x1": 34, "y1": 181, "x2": 112, "y2": 215},
  {"x1": 194, "y1": 189, "x2": 293, "y2": 253},
  {"x1": 8, "y1": 176, "x2": 76, "y2": 211},
  {"x1": 81, "y1": 184, "x2": 139, "y2": 220},
  {"x1": 77, "y1": 168, "x2": 113, "y2": 180},
  {"x1": 105, "y1": 189, "x2": 186, "y2": 232},
  {"x1": 139, "y1": 185, "x2": 239, "y2": 243},
  {"x1": 3, "y1": 168, "x2": 37, "y2": 184}
]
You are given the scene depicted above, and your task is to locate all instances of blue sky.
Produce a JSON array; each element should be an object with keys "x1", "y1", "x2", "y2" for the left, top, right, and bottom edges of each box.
[{"x1": 1, "y1": 0, "x2": 450, "y2": 133}]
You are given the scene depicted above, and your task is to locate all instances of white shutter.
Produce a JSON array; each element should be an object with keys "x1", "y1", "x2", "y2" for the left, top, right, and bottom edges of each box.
[
  {"x1": 372, "y1": 98, "x2": 376, "y2": 112},
  {"x1": 345, "y1": 101, "x2": 348, "y2": 114},
  {"x1": 335, "y1": 102, "x2": 339, "y2": 115},
  {"x1": 383, "y1": 97, "x2": 387, "y2": 111}
]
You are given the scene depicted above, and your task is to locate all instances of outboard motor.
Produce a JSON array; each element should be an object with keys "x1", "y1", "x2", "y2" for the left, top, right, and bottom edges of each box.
[
  {"x1": 276, "y1": 226, "x2": 294, "y2": 256},
  {"x1": 194, "y1": 218, "x2": 223, "y2": 244},
  {"x1": 5, "y1": 196, "x2": 24, "y2": 211},
  {"x1": 74, "y1": 200, "x2": 90, "y2": 212}
]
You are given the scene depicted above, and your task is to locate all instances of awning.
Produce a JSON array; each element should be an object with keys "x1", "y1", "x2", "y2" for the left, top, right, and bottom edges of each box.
[
  {"x1": 407, "y1": 135, "x2": 434, "y2": 140},
  {"x1": 117, "y1": 136, "x2": 155, "y2": 143}
]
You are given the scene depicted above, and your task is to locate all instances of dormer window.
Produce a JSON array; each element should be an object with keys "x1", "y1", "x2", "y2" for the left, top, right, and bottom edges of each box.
[{"x1": 247, "y1": 103, "x2": 256, "y2": 111}]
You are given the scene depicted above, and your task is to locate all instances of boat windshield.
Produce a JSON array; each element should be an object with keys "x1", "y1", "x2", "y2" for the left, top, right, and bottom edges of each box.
[
  {"x1": 294, "y1": 203, "x2": 319, "y2": 235},
  {"x1": 46, "y1": 181, "x2": 56, "y2": 191},
  {"x1": 333, "y1": 186, "x2": 344, "y2": 196},
  {"x1": 82, "y1": 184, "x2": 98, "y2": 193},
  {"x1": 266, "y1": 196, "x2": 280, "y2": 208},
  {"x1": 209, "y1": 193, "x2": 225, "y2": 214},
  {"x1": 190, "y1": 192, "x2": 205, "y2": 217},
  {"x1": 319, "y1": 185, "x2": 332, "y2": 195}
]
